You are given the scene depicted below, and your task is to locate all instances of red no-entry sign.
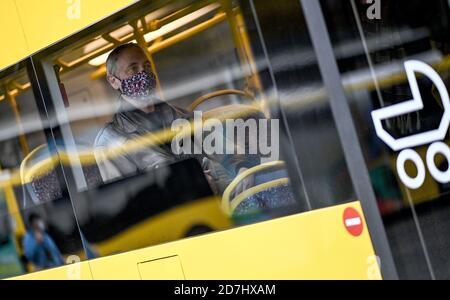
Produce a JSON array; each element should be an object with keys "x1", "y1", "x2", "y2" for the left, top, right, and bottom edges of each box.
[{"x1": 343, "y1": 207, "x2": 364, "y2": 237}]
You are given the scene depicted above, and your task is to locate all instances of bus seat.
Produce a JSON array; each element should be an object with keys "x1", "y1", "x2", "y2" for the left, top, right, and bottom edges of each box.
[
  {"x1": 187, "y1": 89, "x2": 256, "y2": 113},
  {"x1": 189, "y1": 89, "x2": 284, "y2": 210},
  {"x1": 221, "y1": 161, "x2": 296, "y2": 223},
  {"x1": 187, "y1": 88, "x2": 268, "y2": 119},
  {"x1": 20, "y1": 144, "x2": 102, "y2": 205},
  {"x1": 19, "y1": 145, "x2": 101, "y2": 260}
]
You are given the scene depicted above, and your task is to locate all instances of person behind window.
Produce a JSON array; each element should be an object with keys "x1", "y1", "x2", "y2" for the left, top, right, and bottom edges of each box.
[
  {"x1": 22, "y1": 213, "x2": 64, "y2": 270},
  {"x1": 94, "y1": 43, "x2": 259, "y2": 195}
]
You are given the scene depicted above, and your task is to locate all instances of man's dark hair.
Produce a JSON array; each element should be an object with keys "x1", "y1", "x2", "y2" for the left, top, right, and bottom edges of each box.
[
  {"x1": 28, "y1": 213, "x2": 41, "y2": 226},
  {"x1": 106, "y1": 43, "x2": 144, "y2": 77}
]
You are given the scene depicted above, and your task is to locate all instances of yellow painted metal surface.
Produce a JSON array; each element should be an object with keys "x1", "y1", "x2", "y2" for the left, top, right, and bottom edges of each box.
[
  {"x1": 138, "y1": 256, "x2": 185, "y2": 280},
  {"x1": 11, "y1": 261, "x2": 93, "y2": 280},
  {"x1": 14, "y1": 0, "x2": 138, "y2": 55},
  {"x1": 10, "y1": 201, "x2": 381, "y2": 280},
  {"x1": 0, "y1": 0, "x2": 29, "y2": 70}
]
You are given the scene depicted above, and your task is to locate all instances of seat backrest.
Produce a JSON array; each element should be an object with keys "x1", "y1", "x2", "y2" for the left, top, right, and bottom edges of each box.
[
  {"x1": 221, "y1": 161, "x2": 291, "y2": 214},
  {"x1": 20, "y1": 145, "x2": 103, "y2": 205},
  {"x1": 188, "y1": 89, "x2": 256, "y2": 113},
  {"x1": 202, "y1": 103, "x2": 265, "y2": 121}
]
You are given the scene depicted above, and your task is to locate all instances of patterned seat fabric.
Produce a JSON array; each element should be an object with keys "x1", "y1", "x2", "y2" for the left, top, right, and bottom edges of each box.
[
  {"x1": 29, "y1": 164, "x2": 102, "y2": 203},
  {"x1": 232, "y1": 183, "x2": 296, "y2": 221}
]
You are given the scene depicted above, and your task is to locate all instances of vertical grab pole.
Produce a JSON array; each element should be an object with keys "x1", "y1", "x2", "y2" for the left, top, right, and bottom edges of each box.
[{"x1": 4, "y1": 89, "x2": 30, "y2": 156}]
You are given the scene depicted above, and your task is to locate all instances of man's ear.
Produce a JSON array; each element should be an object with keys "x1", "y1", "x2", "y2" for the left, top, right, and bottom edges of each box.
[{"x1": 107, "y1": 74, "x2": 121, "y2": 90}]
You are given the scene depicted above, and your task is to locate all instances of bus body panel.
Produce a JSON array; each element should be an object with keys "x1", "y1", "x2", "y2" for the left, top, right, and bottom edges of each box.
[
  {"x1": 0, "y1": 0, "x2": 30, "y2": 70},
  {"x1": 11, "y1": 201, "x2": 381, "y2": 280},
  {"x1": 0, "y1": 0, "x2": 138, "y2": 70},
  {"x1": 8, "y1": 261, "x2": 93, "y2": 280}
]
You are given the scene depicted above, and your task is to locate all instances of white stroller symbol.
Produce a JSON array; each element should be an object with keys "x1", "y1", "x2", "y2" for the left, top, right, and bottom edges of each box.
[{"x1": 371, "y1": 60, "x2": 450, "y2": 189}]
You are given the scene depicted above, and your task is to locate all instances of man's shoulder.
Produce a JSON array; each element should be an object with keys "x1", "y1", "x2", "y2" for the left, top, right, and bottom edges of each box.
[{"x1": 94, "y1": 122, "x2": 128, "y2": 149}]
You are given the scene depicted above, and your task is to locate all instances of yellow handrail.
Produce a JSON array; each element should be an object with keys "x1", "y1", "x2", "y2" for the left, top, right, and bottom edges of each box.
[
  {"x1": 17, "y1": 105, "x2": 263, "y2": 185},
  {"x1": 221, "y1": 160, "x2": 286, "y2": 215},
  {"x1": 188, "y1": 89, "x2": 254, "y2": 112},
  {"x1": 229, "y1": 178, "x2": 290, "y2": 215},
  {"x1": 20, "y1": 144, "x2": 48, "y2": 184}
]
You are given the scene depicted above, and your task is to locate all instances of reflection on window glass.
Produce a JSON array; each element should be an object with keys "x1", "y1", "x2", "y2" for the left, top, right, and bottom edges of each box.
[
  {"x1": 0, "y1": 64, "x2": 85, "y2": 279},
  {"x1": 323, "y1": 0, "x2": 450, "y2": 279},
  {"x1": 244, "y1": 0, "x2": 356, "y2": 210},
  {"x1": 35, "y1": 0, "x2": 357, "y2": 261}
]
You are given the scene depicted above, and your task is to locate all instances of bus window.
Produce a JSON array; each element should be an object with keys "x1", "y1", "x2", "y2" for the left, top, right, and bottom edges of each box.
[
  {"x1": 32, "y1": 0, "x2": 359, "y2": 260},
  {"x1": 0, "y1": 63, "x2": 86, "y2": 278},
  {"x1": 243, "y1": 0, "x2": 356, "y2": 210},
  {"x1": 322, "y1": 0, "x2": 450, "y2": 279}
]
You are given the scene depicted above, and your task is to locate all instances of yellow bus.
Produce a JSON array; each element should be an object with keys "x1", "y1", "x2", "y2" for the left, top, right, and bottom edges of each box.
[{"x1": 1, "y1": 0, "x2": 450, "y2": 280}]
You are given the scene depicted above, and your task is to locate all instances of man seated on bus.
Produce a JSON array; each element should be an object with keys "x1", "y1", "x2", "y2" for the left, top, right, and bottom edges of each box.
[{"x1": 94, "y1": 43, "x2": 259, "y2": 195}]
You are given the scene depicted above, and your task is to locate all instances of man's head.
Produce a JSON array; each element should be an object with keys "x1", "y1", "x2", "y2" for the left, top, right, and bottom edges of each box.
[
  {"x1": 28, "y1": 213, "x2": 45, "y2": 232},
  {"x1": 106, "y1": 43, "x2": 157, "y2": 108}
]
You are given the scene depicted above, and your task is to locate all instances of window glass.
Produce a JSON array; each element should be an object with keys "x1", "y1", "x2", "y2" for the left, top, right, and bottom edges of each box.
[
  {"x1": 0, "y1": 63, "x2": 85, "y2": 279},
  {"x1": 322, "y1": 0, "x2": 450, "y2": 279},
  {"x1": 244, "y1": 0, "x2": 356, "y2": 209},
  {"x1": 35, "y1": 0, "x2": 358, "y2": 260}
]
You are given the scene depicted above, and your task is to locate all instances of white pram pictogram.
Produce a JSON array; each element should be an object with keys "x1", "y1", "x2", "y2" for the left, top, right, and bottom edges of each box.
[{"x1": 371, "y1": 60, "x2": 450, "y2": 189}]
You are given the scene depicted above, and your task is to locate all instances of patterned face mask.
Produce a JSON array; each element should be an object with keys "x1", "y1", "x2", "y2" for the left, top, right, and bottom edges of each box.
[{"x1": 119, "y1": 70, "x2": 157, "y2": 103}]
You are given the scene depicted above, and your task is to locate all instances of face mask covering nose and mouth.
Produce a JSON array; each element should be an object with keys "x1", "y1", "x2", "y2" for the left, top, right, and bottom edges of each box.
[
  {"x1": 118, "y1": 70, "x2": 157, "y2": 104},
  {"x1": 37, "y1": 220, "x2": 45, "y2": 232}
]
